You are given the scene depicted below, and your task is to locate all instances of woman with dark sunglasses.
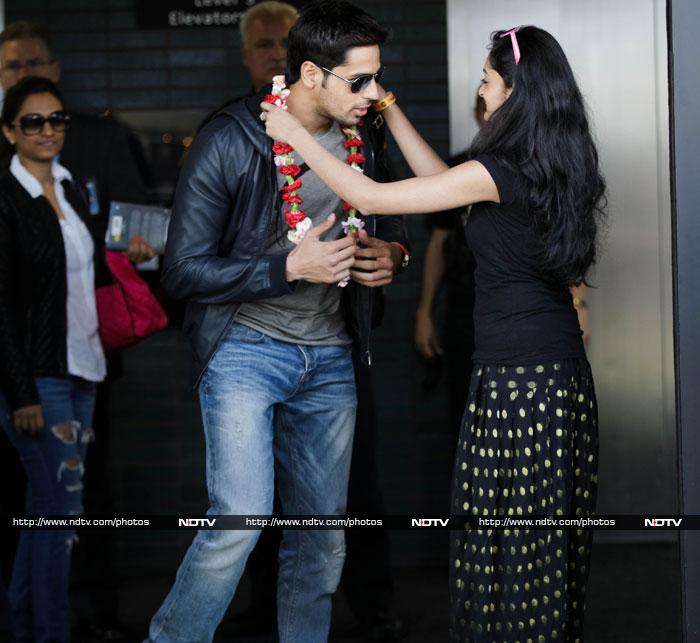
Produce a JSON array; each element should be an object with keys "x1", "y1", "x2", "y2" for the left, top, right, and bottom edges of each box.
[
  {"x1": 263, "y1": 26, "x2": 606, "y2": 642},
  {"x1": 0, "y1": 76, "x2": 109, "y2": 643}
]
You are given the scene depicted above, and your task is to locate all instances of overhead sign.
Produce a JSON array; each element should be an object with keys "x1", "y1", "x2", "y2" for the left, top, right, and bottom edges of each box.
[{"x1": 136, "y1": 0, "x2": 263, "y2": 29}]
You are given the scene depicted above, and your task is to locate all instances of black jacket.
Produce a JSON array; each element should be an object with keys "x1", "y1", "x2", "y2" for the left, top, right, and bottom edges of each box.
[
  {"x1": 162, "y1": 89, "x2": 409, "y2": 386},
  {"x1": 0, "y1": 171, "x2": 110, "y2": 411},
  {"x1": 60, "y1": 111, "x2": 150, "y2": 223}
]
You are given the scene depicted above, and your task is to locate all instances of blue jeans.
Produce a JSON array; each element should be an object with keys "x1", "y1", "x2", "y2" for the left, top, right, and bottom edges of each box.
[
  {"x1": 1, "y1": 376, "x2": 96, "y2": 643},
  {"x1": 148, "y1": 324, "x2": 357, "y2": 643}
]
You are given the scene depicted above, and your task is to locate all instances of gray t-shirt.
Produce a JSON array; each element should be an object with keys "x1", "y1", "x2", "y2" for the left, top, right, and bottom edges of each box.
[{"x1": 235, "y1": 123, "x2": 352, "y2": 345}]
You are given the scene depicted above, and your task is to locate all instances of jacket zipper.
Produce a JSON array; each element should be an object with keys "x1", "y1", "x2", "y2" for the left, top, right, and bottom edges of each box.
[{"x1": 361, "y1": 129, "x2": 376, "y2": 368}]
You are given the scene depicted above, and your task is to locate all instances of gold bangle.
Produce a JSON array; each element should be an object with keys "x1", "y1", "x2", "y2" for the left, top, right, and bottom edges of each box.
[{"x1": 373, "y1": 92, "x2": 396, "y2": 113}]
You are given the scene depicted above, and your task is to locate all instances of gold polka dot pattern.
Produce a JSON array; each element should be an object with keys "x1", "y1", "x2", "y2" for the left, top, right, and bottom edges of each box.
[{"x1": 450, "y1": 360, "x2": 598, "y2": 642}]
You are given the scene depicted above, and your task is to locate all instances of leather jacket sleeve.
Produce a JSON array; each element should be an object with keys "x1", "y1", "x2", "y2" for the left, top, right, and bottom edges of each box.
[
  {"x1": 375, "y1": 213, "x2": 409, "y2": 249},
  {"x1": 364, "y1": 113, "x2": 410, "y2": 251},
  {"x1": 0, "y1": 197, "x2": 39, "y2": 410},
  {"x1": 161, "y1": 119, "x2": 293, "y2": 304}
]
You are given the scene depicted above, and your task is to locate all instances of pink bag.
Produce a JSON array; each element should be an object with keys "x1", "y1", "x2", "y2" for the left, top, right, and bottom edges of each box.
[{"x1": 95, "y1": 250, "x2": 168, "y2": 352}]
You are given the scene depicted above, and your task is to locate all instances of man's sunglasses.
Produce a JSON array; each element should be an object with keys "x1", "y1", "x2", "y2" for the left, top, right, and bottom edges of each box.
[
  {"x1": 12, "y1": 111, "x2": 70, "y2": 136},
  {"x1": 320, "y1": 66, "x2": 385, "y2": 93}
]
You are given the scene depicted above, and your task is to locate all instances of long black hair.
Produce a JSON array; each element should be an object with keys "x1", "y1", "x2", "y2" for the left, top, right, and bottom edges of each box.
[
  {"x1": 470, "y1": 27, "x2": 606, "y2": 286},
  {"x1": 0, "y1": 76, "x2": 65, "y2": 169}
]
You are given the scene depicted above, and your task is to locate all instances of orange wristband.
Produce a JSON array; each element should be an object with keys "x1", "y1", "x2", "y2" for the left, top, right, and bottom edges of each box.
[{"x1": 373, "y1": 92, "x2": 397, "y2": 113}]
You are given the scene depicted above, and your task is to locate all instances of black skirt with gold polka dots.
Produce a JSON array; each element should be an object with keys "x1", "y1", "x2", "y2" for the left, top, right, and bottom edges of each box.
[{"x1": 450, "y1": 359, "x2": 598, "y2": 642}]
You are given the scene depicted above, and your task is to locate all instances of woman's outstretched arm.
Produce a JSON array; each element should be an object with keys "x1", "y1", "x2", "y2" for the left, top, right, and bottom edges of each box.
[
  {"x1": 377, "y1": 91, "x2": 449, "y2": 177},
  {"x1": 261, "y1": 103, "x2": 498, "y2": 215}
]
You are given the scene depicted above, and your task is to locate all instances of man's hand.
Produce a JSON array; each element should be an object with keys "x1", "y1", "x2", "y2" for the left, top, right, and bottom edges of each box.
[
  {"x1": 13, "y1": 404, "x2": 44, "y2": 435},
  {"x1": 415, "y1": 307, "x2": 443, "y2": 359},
  {"x1": 286, "y1": 214, "x2": 357, "y2": 284},
  {"x1": 125, "y1": 235, "x2": 157, "y2": 264},
  {"x1": 571, "y1": 285, "x2": 590, "y2": 347},
  {"x1": 349, "y1": 229, "x2": 402, "y2": 288},
  {"x1": 577, "y1": 304, "x2": 590, "y2": 347}
]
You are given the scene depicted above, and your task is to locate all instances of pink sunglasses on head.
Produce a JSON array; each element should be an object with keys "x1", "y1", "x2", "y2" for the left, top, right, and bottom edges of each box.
[{"x1": 499, "y1": 26, "x2": 525, "y2": 65}]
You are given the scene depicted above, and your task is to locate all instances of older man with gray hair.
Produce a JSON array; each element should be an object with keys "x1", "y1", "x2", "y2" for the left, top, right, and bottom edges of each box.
[
  {"x1": 197, "y1": 1, "x2": 297, "y2": 132},
  {"x1": 241, "y1": 0, "x2": 297, "y2": 91}
]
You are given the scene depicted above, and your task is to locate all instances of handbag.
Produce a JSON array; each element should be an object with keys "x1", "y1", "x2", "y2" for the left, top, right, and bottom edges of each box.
[{"x1": 95, "y1": 250, "x2": 168, "y2": 352}]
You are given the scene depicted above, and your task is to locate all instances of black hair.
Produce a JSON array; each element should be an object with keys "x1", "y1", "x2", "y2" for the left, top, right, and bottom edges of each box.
[
  {"x1": 0, "y1": 76, "x2": 65, "y2": 168},
  {"x1": 0, "y1": 20, "x2": 53, "y2": 53},
  {"x1": 470, "y1": 26, "x2": 607, "y2": 286},
  {"x1": 285, "y1": 0, "x2": 388, "y2": 85},
  {"x1": 1, "y1": 75, "x2": 64, "y2": 127}
]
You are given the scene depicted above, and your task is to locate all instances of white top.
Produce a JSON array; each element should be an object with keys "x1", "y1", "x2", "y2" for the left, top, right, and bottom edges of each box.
[{"x1": 11, "y1": 155, "x2": 106, "y2": 382}]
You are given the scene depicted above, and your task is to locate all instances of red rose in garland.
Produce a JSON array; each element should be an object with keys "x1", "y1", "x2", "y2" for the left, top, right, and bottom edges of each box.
[{"x1": 264, "y1": 75, "x2": 366, "y2": 256}]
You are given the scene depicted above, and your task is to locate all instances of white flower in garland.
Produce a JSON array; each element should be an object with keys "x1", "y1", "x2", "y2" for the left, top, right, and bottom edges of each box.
[
  {"x1": 287, "y1": 217, "x2": 312, "y2": 244},
  {"x1": 342, "y1": 216, "x2": 365, "y2": 234}
]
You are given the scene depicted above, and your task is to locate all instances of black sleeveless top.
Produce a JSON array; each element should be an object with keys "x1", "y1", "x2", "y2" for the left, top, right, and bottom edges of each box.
[{"x1": 466, "y1": 154, "x2": 585, "y2": 365}]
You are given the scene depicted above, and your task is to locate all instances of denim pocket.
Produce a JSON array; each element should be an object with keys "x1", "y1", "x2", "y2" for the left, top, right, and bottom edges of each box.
[{"x1": 229, "y1": 323, "x2": 268, "y2": 343}]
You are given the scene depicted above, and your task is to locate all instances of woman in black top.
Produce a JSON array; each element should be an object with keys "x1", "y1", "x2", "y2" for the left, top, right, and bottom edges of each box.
[{"x1": 262, "y1": 24, "x2": 605, "y2": 642}]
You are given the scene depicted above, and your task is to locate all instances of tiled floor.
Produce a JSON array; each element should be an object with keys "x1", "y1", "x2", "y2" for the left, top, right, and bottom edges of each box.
[{"x1": 70, "y1": 542, "x2": 680, "y2": 643}]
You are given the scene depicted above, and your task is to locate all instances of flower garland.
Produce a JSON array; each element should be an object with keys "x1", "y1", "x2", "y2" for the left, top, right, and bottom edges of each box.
[{"x1": 263, "y1": 75, "x2": 366, "y2": 247}]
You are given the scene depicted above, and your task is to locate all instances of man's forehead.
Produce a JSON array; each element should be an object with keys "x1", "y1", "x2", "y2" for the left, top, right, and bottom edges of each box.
[
  {"x1": 247, "y1": 17, "x2": 294, "y2": 39},
  {"x1": 334, "y1": 45, "x2": 381, "y2": 73},
  {"x1": 0, "y1": 37, "x2": 51, "y2": 60}
]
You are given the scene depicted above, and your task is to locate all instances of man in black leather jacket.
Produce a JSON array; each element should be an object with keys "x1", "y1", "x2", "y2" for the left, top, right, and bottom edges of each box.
[{"x1": 146, "y1": 3, "x2": 408, "y2": 642}]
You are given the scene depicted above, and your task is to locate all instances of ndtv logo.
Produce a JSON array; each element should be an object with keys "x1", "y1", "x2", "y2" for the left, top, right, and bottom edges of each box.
[
  {"x1": 178, "y1": 518, "x2": 217, "y2": 527},
  {"x1": 411, "y1": 518, "x2": 450, "y2": 527},
  {"x1": 644, "y1": 518, "x2": 682, "y2": 527}
]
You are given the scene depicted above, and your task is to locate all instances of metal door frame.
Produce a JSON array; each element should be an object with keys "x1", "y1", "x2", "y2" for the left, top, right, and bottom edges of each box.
[{"x1": 669, "y1": 0, "x2": 700, "y2": 640}]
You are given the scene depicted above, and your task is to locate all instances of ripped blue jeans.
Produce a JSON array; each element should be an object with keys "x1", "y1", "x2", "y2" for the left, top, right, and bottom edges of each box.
[{"x1": 1, "y1": 376, "x2": 96, "y2": 643}]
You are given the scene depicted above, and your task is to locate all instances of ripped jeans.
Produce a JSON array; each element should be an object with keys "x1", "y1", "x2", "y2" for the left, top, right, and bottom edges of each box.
[{"x1": 1, "y1": 375, "x2": 96, "y2": 643}]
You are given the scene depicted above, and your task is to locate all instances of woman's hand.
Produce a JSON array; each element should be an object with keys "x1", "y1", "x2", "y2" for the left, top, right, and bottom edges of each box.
[
  {"x1": 375, "y1": 83, "x2": 388, "y2": 101},
  {"x1": 13, "y1": 404, "x2": 44, "y2": 435},
  {"x1": 125, "y1": 235, "x2": 156, "y2": 264},
  {"x1": 260, "y1": 102, "x2": 303, "y2": 144}
]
